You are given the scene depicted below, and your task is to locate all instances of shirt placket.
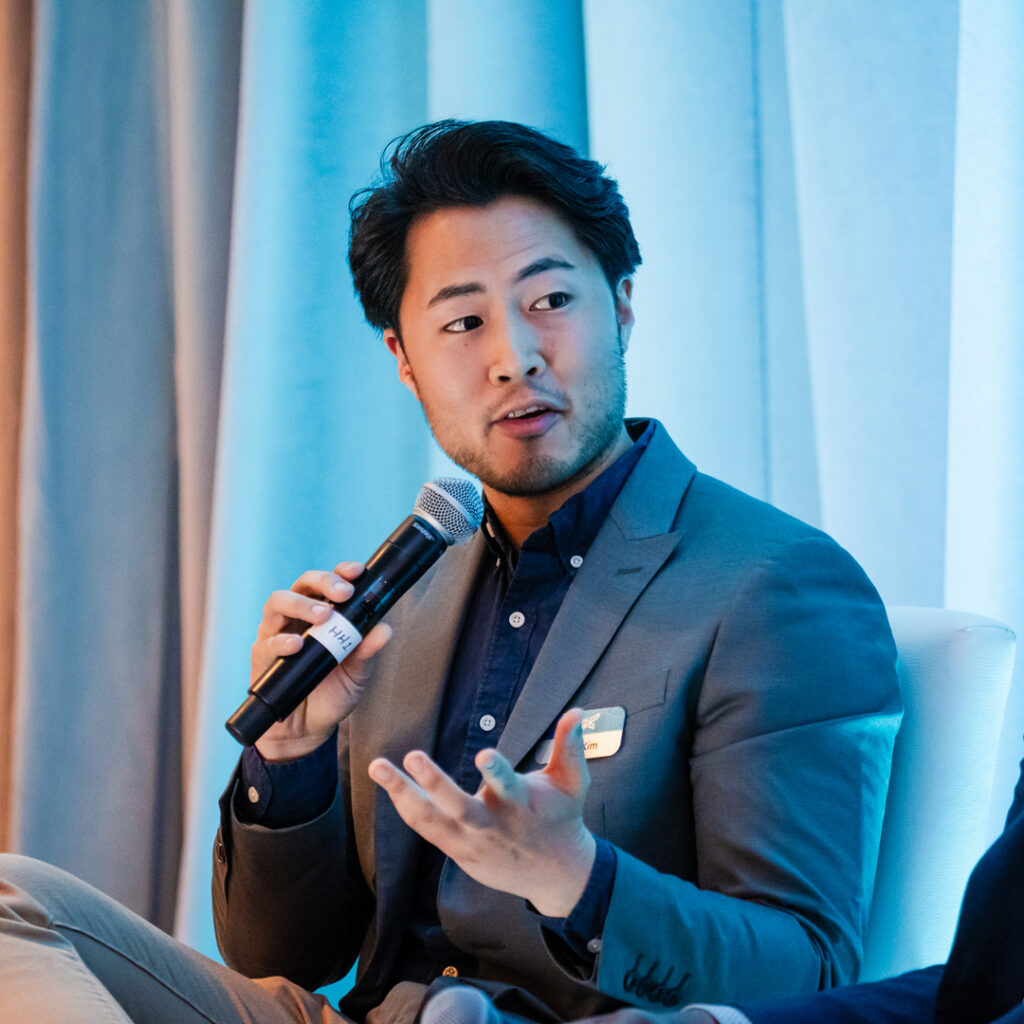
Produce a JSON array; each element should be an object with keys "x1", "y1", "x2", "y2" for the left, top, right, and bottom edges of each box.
[{"x1": 454, "y1": 556, "x2": 548, "y2": 790}]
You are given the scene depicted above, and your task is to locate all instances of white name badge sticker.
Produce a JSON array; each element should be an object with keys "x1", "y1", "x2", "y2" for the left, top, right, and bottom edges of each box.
[
  {"x1": 307, "y1": 609, "x2": 363, "y2": 663},
  {"x1": 535, "y1": 706, "x2": 626, "y2": 764}
]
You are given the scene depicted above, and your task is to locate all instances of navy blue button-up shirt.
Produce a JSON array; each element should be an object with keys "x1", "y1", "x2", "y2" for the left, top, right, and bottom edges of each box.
[{"x1": 239, "y1": 419, "x2": 654, "y2": 983}]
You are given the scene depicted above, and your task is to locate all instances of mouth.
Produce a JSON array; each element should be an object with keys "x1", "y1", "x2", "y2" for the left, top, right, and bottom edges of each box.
[
  {"x1": 492, "y1": 401, "x2": 563, "y2": 438},
  {"x1": 500, "y1": 404, "x2": 552, "y2": 422}
]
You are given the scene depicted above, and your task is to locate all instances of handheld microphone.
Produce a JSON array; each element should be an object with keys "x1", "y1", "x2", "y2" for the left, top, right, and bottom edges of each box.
[{"x1": 226, "y1": 477, "x2": 484, "y2": 746}]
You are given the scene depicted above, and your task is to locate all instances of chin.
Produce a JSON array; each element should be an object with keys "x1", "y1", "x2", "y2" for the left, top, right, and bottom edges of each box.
[
  {"x1": 476, "y1": 453, "x2": 599, "y2": 498},
  {"x1": 436, "y1": 414, "x2": 625, "y2": 500}
]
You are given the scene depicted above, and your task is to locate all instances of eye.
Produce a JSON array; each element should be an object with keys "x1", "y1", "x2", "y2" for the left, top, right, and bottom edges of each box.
[
  {"x1": 443, "y1": 315, "x2": 484, "y2": 333},
  {"x1": 531, "y1": 291, "x2": 571, "y2": 311}
]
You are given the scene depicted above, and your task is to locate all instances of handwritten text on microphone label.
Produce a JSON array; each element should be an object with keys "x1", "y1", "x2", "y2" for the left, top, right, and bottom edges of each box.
[{"x1": 308, "y1": 610, "x2": 363, "y2": 663}]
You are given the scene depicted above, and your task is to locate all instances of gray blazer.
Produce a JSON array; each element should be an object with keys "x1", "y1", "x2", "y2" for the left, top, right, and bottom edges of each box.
[{"x1": 214, "y1": 421, "x2": 901, "y2": 1021}]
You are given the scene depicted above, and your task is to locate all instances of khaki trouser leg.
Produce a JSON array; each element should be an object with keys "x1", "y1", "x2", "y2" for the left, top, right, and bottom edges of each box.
[{"x1": 0, "y1": 853, "x2": 348, "y2": 1024}]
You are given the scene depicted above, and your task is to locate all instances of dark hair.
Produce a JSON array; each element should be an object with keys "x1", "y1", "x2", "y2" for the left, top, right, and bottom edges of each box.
[{"x1": 348, "y1": 119, "x2": 642, "y2": 332}]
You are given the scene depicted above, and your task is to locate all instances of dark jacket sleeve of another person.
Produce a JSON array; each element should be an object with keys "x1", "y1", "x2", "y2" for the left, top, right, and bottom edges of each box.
[
  {"x1": 735, "y1": 965, "x2": 942, "y2": 1023},
  {"x1": 737, "y1": 755, "x2": 1024, "y2": 1024}
]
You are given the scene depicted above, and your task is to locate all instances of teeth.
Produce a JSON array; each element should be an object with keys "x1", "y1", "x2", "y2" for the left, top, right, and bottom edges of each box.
[{"x1": 506, "y1": 406, "x2": 545, "y2": 419}]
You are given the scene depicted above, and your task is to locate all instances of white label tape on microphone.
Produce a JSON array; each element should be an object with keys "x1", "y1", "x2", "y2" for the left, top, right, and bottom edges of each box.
[{"x1": 307, "y1": 610, "x2": 363, "y2": 663}]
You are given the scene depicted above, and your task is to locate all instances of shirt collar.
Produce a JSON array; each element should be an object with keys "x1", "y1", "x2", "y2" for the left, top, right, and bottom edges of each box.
[{"x1": 481, "y1": 418, "x2": 655, "y2": 573}]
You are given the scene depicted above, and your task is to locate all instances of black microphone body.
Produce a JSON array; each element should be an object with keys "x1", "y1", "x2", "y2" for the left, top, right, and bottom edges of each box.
[{"x1": 226, "y1": 513, "x2": 449, "y2": 746}]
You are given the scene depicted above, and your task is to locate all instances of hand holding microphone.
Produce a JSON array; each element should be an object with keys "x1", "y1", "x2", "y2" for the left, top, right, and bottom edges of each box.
[
  {"x1": 227, "y1": 478, "x2": 483, "y2": 754},
  {"x1": 243, "y1": 563, "x2": 394, "y2": 762}
]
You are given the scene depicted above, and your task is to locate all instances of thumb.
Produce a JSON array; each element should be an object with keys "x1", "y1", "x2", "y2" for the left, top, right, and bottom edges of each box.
[
  {"x1": 356, "y1": 621, "x2": 393, "y2": 659},
  {"x1": 343, "y1": 622, "x2": 392, "y2": 682},
  {"x1": 544, "y1": 708, "x2": 590, "y2": 796}
]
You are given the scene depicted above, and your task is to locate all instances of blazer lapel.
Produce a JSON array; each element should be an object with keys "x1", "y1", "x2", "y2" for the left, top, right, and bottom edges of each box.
[
  {"x1": 497, "y1": 531, "x2": 683, "y2": 767},
  {"x1": 368, "y1": 533, "x2": 485, "y2": 963},
  {"x1": 498, "y1": 423, "x2": 696, "y2": 768},
  {"x1": 375, "y1": 531, "x2": 486, "y2": 764}
]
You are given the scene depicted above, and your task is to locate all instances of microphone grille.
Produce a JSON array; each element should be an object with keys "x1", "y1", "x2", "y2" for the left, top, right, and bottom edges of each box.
[{"x1": 415, "y1": 477, "x2": 484, "y2": 544}]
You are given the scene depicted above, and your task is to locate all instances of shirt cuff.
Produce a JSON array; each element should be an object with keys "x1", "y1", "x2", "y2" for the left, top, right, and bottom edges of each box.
[
  {"x1": 540, "y1": 837, "x2": 616, "y2": 961},
  {"x1": 235, "y1": 728, "x2": 339, "y2": 828},
  {"x1": 679, "y1": 1006, "x2": 755, "y2": 1024},
  {"x1": 675, "y1": 1007, "x2": 757, "y2": 1024}
]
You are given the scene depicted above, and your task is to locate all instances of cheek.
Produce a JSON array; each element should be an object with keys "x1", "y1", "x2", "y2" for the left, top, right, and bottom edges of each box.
[
  {"x1": 417, "y1": 359, "x2": 477, "y2": 411},
  {"x1": 557, "y1": 325, "x2": 613, "y2": 376}
]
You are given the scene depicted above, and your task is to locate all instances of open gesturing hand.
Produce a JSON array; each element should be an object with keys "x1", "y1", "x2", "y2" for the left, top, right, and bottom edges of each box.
[{"x1": 368, "y1": 709, "x2": 596, "y2": 917}]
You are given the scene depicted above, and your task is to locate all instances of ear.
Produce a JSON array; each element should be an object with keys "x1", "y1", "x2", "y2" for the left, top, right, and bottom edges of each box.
[
  {"x1": 384, "y1": 329, "x2": 420, "y2": 401},
  {"x1": 614, "y1": 277, "x2": 635, "y2": 353}
]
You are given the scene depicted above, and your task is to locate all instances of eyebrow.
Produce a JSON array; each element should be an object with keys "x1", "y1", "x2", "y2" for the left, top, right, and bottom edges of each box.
[{"x1": 425, "y1": 256, "x2": 575, "y2": 308}]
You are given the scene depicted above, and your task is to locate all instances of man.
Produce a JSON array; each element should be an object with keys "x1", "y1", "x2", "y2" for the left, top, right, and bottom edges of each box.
[
  {"x1": 0, "y1": 120, "x2": 899, "y2": 1024},
  {"x1": 420, "y1": 751, "x2": 1024, "y2": 1024},
  {"x1": 214, "y1": 121, "x2": 900, "y2": 1021}
]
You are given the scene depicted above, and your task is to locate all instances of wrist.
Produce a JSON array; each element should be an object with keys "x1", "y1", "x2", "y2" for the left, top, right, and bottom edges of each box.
[
  {"x1": 255, "y1": 728, "x2": 334, "y2": 763},
  {"x1": 531, "y1": 829, "x2": 597, "y2": 917}
]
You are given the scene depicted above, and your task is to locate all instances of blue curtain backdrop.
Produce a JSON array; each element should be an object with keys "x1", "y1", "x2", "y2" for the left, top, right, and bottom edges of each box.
[{"x1": 2, "y1": 0, "x2": 1022, "y2": 988}]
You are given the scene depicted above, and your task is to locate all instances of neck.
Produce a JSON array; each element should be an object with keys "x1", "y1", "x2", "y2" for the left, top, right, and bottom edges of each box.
[{"x1": 483, "y1": 425, "x2": 632, "y2": 550}]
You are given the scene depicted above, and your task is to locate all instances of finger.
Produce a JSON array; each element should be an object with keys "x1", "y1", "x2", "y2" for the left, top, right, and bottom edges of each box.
[
  {"x1": 543, "y1": 708, "x2": 590, "y2": 796},
  {"x1": 368, "y1": 757, "x2": 463, "y2": 847},
  {"x1": 265, "y1": 632, "x2": 304, "y2": 657},
  {"x1": 332, "y1": 560, "x2": 366, "y2": 581},
  {"x1": 338, "y1": 622, "x2": 392, "y2": 689},
  {"x1": 350, "y1": 621, "x2": 392, "y2": 661},
  {"x1": 402, "y1": 750, "x2": 476, "y2": 820},
  {"x1": 258, "y1": 588, "x2": 336, "y2": 638},
  {"x1": 290, "y1": 568, "x2": 358, "y2": 601},
  {"x1": 475, "y1": 749, "x2": 526, "y2": 804},
  {"x1": 250, "y1": 628, "x2": 307, "y2": 680}
]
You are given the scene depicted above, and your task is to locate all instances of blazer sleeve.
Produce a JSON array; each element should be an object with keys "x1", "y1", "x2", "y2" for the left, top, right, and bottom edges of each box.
[
  {"x1": 211, "y1": 719, "x2": 375, "y2": 990},
  {"x1": 592, "y1": 535, "x2": 901, "y2": 1008}
]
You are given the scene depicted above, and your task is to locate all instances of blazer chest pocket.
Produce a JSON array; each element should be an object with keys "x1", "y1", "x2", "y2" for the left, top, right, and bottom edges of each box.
[
  {"x1": 586, "y1": 665, "x2": 670, "y2": 717},
  {"x1": 524, "y1": 668, "x2": 672, "y2": 775}
]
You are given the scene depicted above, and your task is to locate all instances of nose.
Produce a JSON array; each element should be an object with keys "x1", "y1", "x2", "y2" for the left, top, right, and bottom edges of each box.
[{"x1": 487, "y1": 313, "x2": 546, "y2": 385}]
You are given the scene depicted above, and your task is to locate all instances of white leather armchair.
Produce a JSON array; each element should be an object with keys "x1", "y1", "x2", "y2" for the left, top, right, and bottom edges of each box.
[{"x1": 861, "y1": 606, "x2": 1017, "y2": 981}]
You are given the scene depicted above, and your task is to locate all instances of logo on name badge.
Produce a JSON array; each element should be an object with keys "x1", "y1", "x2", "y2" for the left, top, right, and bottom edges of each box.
[{"x1": 535, "y1": 706, "x2": 626, "y2": 764}]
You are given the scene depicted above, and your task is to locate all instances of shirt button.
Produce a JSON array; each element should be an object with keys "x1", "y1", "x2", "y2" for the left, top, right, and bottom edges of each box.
[
  {"x1": 570, "y1": 554, "x2": 584, "y2": 569},
  {"x1": 479, "y1": 714, "x2": 497, "y2": 732},
  {"x1": 509, "y1": 611, "x2": 526, "y2": 628},
  {"x1": 247, "y1": 786, "x2": 260, "y2": 804},
  {"x1": 442, "y1": 965, "x2": 459, "y2": 977},
  {"x1": 586, "y1": 936, "x2": 603, "y2": 954}
]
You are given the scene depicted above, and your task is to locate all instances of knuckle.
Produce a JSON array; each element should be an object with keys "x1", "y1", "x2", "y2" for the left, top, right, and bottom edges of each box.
[
  {"x1": 292, "y1": 570, "x2": 328, "y2": 594},
  {"x1": 418, "y1": 804, "x2": 443, "y2": 829},
  {"x1": 409, "y1": 802, "x2": 448, "y2": 837}
]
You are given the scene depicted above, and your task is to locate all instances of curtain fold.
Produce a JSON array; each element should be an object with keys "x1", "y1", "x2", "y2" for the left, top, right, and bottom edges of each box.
[
  {"x1": 428, "y1": 0, "x2": 588, "y2": 150},
  {"x1": 1, "y1": 0, "x2": 1022, "y2": 980},
  {"x1": 164, "y1": 0, "x2": 244, "y2": 816},
  {"x1": 16, "y1": 0, "x2": 181, "y2": 926},
  {"x1": 781, "y1": 0, "x2": 960, "y2": 607},
  {"x1": 585, "y1": 0, "x2": 768, "y2": 501},
  {"x1": 0, "y1": 0, "x2": 32, "y2": 856},
  {"x1": 944, "y1": 0, "x2": 1024, "y2": 832},
  {"x1": 175, "y1": 0, "x2": 432, "y2": 953}
]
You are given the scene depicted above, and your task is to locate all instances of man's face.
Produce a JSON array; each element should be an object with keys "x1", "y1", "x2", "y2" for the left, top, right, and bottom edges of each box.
[{"x1": 385, "y1": 196, "x2": 634, "y2": 498}]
